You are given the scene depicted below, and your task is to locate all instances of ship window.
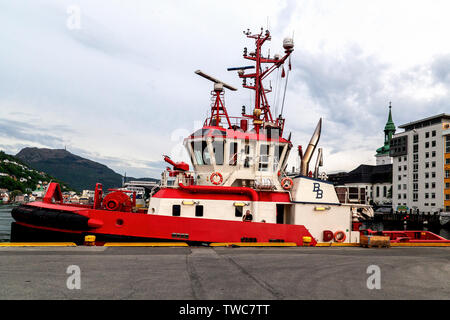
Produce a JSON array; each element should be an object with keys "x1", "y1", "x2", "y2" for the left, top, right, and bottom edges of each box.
[
  {"x1": 191, "y1": 141, "x2": 211, "y2": 165},
  {"x1": 235, "y1": 206, "x2": 243, "y2": 217},
  {"x1": 229, "y1": 142, "x2": 238, "y2": 166},
  {"x1": 172, "y1": 205, "x2": 181, "y2": 216},
  {"x1": 195, "y1": 205, "x2": 204, "y2": 217},
  {"x1": 258, "y1": 144, "x2": 269, "y2": 171},
  {"x1": 274, "y1": 145, "x2": 284, "y2": 170},
  {"x1": 244, "y1": 142, "x2": 251, "y2": 168},
  {"x1": 212, "y1": 140, "x2": 224, "y2": 165}
]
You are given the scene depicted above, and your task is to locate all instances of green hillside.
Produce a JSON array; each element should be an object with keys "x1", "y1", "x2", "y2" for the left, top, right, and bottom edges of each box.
[
  {"x1": 16, "y1": 148, "x2": 124, "y2": 192},
  {"x1": 0, "y1": 150, "x2": 72, "y2": 193}
]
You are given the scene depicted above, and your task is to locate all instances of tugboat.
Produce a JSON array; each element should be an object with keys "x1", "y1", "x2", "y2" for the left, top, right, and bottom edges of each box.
[{"x1": 11, "y1": 28, "x2": 447, "y2": 245}]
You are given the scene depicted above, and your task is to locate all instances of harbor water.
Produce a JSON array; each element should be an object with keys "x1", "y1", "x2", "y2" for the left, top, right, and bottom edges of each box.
[{"x1": 0, "y1": 205, "x2": 449, "y2": 242}]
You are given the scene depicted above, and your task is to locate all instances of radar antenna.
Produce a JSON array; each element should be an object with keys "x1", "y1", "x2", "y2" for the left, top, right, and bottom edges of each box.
[{"x1": 195, "y1": 70, "x2": 236, "y2": 128}]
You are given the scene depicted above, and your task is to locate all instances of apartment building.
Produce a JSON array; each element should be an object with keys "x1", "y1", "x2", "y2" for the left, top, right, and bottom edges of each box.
[{"x1": 390, "y1": 114, "x2": 450, "y2": 213}]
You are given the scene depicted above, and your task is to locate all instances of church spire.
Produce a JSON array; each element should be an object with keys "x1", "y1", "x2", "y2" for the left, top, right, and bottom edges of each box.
[{"x1": 376, "y1": 102, "x2": 396, "y2": 156}]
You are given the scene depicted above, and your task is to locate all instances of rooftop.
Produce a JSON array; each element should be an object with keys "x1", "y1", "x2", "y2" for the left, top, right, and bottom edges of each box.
[{"x1": 398, "y1": 113, "x2": 450, "y2": 131}]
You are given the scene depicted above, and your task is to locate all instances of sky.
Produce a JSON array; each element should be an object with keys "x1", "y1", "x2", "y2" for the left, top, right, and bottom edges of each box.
[{"x1": 1, "y1": 0, "x2": 450, "y2": 178}]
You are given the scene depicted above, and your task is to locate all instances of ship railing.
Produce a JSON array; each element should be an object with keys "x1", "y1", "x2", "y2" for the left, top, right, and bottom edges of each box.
[{"x1": 335, "y1": 186, "x2": 368, "y2": 205}]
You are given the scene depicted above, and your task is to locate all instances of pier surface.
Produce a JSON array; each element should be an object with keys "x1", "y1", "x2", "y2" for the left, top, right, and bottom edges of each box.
[{"x1": 0, "y1": 246, "x2": 448, "y2": 300}]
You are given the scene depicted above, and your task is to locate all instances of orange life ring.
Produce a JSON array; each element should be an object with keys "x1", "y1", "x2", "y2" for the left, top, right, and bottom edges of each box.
[
  {"x1": 210, "y1": 172, "x2": 223, "y2": 185},
  {"x1": 281, "y1": 177, "x2": 293, "y2": 190},
  {"x1": 334, "y1": 230, "x2": 346, "y2": 243}
]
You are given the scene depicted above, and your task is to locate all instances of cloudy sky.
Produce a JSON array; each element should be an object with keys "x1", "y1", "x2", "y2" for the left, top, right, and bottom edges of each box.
[{"x1": 1, "y1": 0, "x2": 450, "y2": 178}]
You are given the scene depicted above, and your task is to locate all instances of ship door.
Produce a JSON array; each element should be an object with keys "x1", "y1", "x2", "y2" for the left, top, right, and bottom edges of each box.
[{"x1": 276, "y1": 204, "x2": 284, "y2": 224}]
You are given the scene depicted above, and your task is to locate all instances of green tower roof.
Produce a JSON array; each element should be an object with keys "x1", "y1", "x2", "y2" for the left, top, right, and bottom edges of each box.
[{"x1": 384, "y1": 102, "x2": 396, "y2": 132}]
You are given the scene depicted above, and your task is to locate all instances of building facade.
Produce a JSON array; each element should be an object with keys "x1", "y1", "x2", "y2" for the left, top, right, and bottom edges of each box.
[{"x1": 390, "y1": 114, "x2": 450, "y2": 213}]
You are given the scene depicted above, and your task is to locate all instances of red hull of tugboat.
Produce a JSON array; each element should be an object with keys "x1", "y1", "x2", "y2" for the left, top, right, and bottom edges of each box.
[{"x1": 11, "y1": 201, "x2": 316, "y2": 246}]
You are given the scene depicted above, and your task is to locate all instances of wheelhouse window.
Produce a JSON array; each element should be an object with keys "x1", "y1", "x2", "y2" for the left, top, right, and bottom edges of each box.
[
  {"x1": 191, "y1": 141, "x2": 211, "y2": 165},
  {"x1": 274, "y1": 144, "x2": 285, "y2": 171},
  {"x1": 212, "y1": 140, "x2": 224, "y2": 165},
  {"x1": 258, "y1": 144, "x2": 269, "y2": 171},
  {"x1": 229, "y1": 142, "x2": 238, "y2": 166}
]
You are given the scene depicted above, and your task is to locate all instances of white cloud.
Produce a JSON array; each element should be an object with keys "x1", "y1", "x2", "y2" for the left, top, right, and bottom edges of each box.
[{"x1": 1, "y1": 0, "x2": 450, "y2": 178}]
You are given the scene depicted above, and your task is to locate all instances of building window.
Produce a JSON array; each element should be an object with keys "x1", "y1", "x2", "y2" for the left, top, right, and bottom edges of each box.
[
  {"x1": 413, "y1": 144, "x2": 419, "y2": 153},
  {"x1": 446, "y1": 182, "x2": 450, "y2": 189},
  {"x1": 383, "y1": 186, "x2": 387, "y2": 197},
  {"x1": 413, "y1": 183, "x2": 418, "y2": 191},
  {"x1": 398, "y1": 184, "x2": 401, "y2": 190},
  {"x1": 376, "y1": 186, "x2": 380, "y2": 197},
  {"x1": 432, "y1": 130, "x2": 436, "y2": 137},
  {"x1": 431, "y1": 193, "x2": 436, "y2": 199},
  {"x1": 425, "y1": 183, "x2": 429, "y2": 189},
  {"x1": 398, "y1": 175, "x2": 402, "y2": 181},
  {"x1": 195, "y1": 205, "x2": 204, "y2": 217},
  {"x1": 398, "y1": 194, "x2": 401, "y2": 199},
  {"x1": 432, "y1": 151, "x2": 436, "y2": 157},
  {"x1": 431, "y1": 203, "x2": 436, "y2": 207},
  {"x1": 432, "y1": 172, "x2": 436, "y2": 178},
  {"x1": 432, "y1": 161, "x2": 436, "y2": 168},
  {"x1": 425, "y1": 162, "x2": 429, "y2": 168},
  {"x1": 446, "y1": 158, "x2": 450, "y2": 165},
  {"x1": 425, "y1": 172, "x2": 429, "y2": 179},
  {"x1": 172, "y1": 205, "x2": 181, "y2": 216},
  {"x1": 404, "y1": 156, "x2": 407, "y2": 161},
  {"x1": 398, "y1": 166, "x2": 401, "y2": 171},
  {"x1": 446, "y1": 194, "x2": 450, "y2": 200},
  {"x1": 425, "y1": 142, "x2": 429, "y2": 148},
  {"x1": 425, "y1": 203, "x2": 429, "y2": 206},
  {"x1": 446, "y1": 170, "x2": 450, "y2": 178},
  {"x1": 432, "y1": 140, "x2": 436, "y2": 147},
  {"x1": 446, "y1": 136, "x2": 450, "y2": 153},
  {"x1": 432, "y1": 182, "x2": 436, "y2": 188},
  {"x1": 413, "y1": 193, "x2": 418, "y2": 201},
  {"x1": 403, "y1": 194, "x2": 407, "y2": 199},
  {"x1": 413, "y1": 154, "x2": 419, "y2": 162},
  {"x1": 425, "y1": 152, "x2": 429, "y2": 158},
  {"x1": 425, "y1": 132, "x2": 429, "y2": 138},
  {"x1": 413, "y1": 134, "x2": 419, "y2": 143},
  {"x1": 413, "y1": 164, "x2": 418, "y2": 172},
  {"x1": 403, "y1": 184, "x2": 407, "y2": 190},
  {"x1": 425, "y1": 193, "x2": 429, "y2": 199},
  {"x1": 404, "y1": 165, "x2": 407, "y2": 170}
]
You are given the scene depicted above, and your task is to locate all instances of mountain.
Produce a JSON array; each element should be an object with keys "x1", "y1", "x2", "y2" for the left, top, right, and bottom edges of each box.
[
  {"x1": 0, "y1": 150, "x2": 72, "y2": 193},
  {"x1": 16, "y1": 148, "x2": 124, "y2": 192}
]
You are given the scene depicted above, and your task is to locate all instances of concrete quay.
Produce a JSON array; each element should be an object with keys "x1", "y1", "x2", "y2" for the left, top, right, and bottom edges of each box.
[{"x1": 0, "y1": 246, "x2": 448, "y2": 300}]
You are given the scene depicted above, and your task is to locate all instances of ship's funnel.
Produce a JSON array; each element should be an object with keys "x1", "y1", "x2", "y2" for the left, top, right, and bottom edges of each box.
[{"x1": 300, "y1": 118, "x2": 322, "y2": 176}]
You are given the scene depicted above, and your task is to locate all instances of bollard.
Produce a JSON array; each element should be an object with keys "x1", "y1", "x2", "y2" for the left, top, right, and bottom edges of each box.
[
  {"x1": 302, "y1": 236, "x2": 312, "y2": 246},
  {"x1": 84, "y1": 235, "x2": 96, "y2": 246}
]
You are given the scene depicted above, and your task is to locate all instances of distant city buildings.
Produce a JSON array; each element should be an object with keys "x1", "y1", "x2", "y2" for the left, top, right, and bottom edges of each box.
[
  {"x1": 390, "y1": 113, "x2": 450, "y2": 213},
  {"x1": 328, "y1": 104, "x2": 394, "y2": 207}
]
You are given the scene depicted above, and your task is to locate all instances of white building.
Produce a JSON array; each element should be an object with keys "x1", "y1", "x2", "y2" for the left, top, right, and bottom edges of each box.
[{"x1": 391, "y1": 113, "x2": 450, "y2": 213}]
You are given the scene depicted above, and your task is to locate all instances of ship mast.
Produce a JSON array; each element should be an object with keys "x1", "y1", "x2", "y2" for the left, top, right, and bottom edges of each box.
[{"x1": 232, "y1": 28, "x2": 294, "y2": 135}]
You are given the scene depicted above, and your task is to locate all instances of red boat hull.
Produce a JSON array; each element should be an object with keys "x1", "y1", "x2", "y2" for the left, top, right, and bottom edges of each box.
[{"x1": 11, "y1": 202, "x2": 316, "y2": 246}]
